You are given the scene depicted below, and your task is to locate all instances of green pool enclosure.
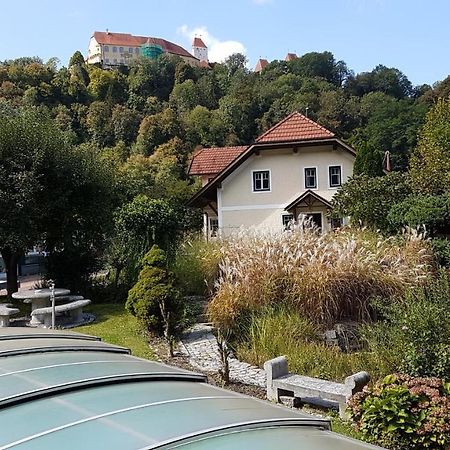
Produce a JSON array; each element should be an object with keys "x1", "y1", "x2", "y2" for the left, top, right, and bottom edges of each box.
[{"x1": 0, "y1": 328, "x2": 382, "y2": 449}]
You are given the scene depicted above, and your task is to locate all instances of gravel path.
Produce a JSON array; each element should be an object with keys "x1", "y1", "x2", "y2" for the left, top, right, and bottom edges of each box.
[{"x1": 178, "y1": 323, "x2": 266, "y2": 387}]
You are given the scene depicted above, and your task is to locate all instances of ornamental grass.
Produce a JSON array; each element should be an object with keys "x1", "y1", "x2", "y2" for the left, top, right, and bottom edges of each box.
[{"x1": 207, "y1": 226, "x2": 432, "y2": 329}]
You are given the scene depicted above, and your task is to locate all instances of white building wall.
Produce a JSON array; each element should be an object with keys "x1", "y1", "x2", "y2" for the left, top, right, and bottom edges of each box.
[
  {"x1": 193, "y1": 46, "x2": 208, "y2": 62},
  {"x1": 218, "y1": 144, "x2": 354, "y2": 233},
  {"x1": 87, "y1": 37, "x2": 102, "y2": 64}
]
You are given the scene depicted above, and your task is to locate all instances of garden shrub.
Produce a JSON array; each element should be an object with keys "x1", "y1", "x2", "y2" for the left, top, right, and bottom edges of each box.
[
  {"x1": 172, "y1": 235, "x2": 222, "y2": 296},
  {"x1": 349, "y1": 374, "x2": 450, "y2": 449},
  {"x1": 363, "y1": 272, "x2": 450, "y2": 378},
  {"x1": 387, "y1": 193, "x2": 450, "y2": 236},
  {"x1": 126, "y1": 245, "x2": 182, "y2": 334},
  {"x1": 431, "y1": 238, "x2": 450, "y2": 267}
]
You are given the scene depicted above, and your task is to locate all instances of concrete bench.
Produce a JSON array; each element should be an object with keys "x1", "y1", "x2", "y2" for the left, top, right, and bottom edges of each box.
[
  {"x1": 0, "y1": 305, "x2": 20, "y2": 327},
  {"x1": 30, "y1": 299, "x2": 91, "y2": 328},
  {"x1": 264, "y1": 356, "x2": 370, "y2": 419},
  {"x1": 24, "y1": 295, "x2": 84, "y2": 305}
]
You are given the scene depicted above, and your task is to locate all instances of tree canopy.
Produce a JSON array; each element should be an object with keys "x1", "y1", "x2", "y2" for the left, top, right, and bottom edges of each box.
[
  {"x1": 1, "y1": 48, "x2": 448, "y2": 282},
  {"x1": 0, "y1": 110, "x2": 117, "y2": 293},
  {"x1": 409, "y1": 98, "x2": 450, "y2": 195}
]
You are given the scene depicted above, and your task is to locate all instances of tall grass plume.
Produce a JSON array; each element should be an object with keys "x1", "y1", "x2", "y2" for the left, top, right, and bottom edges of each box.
[{"x1": 208, "y1": 226, "x2": 432, "y2": 329}]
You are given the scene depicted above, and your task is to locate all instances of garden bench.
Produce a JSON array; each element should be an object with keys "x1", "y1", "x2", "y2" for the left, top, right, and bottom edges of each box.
[
  {"x1": 23, "y1": 294, "x2": 84, "y2": 305},
  {"x1": 30, "y1": 299, "x2": 91, "y2": 328},
  {"x1": 264, "y1": 356, "x2": 370, "y2": 419},
  {"x1": 0, "y1": 305, "x2": 20, "y2": 327}
]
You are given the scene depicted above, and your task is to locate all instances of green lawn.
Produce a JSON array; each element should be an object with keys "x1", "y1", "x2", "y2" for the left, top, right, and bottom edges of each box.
[{"x1": 76, "y1": 303, "x2": 155, "y2": 360}]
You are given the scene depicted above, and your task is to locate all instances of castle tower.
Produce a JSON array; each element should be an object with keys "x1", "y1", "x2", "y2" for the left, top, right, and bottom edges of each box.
[
  {"x1": 255, "y1": 58, "x2": 268, "y2": 73},
  {"x1": 192, "y1": 37, "x2": 208, "y2": 62}
]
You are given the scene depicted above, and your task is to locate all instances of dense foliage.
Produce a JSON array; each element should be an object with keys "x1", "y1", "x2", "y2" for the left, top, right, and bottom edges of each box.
[
  {"x1": 363, "y1": 272, "x2": 450, "y2": 379},
  {"x1": 349, "y1": 374, "x2": 450, "y2": 449},
  {"x1": 0, "y1": 50, "x2": 448, "y2": 291},
  {"x1": 331, "y1": 173, "x2": 412, "y2": 232},
  {"x1": 0, "y1": 51, "x2": 441, "y2": 176},
  {"x1": 410, "y1": 97, "x2": 450, "y2": 195},
  {"x1": 333, "y1": 99, "x2": 450, "y2": 267},
  {"x1": 0, "y1": 110, "x2": 116, "y2": 293}
]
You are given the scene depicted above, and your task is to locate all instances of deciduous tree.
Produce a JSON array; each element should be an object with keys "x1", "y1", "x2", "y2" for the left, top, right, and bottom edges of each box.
[{"x1": 409, "y1": 97, "x2": 450, "y2": 195}]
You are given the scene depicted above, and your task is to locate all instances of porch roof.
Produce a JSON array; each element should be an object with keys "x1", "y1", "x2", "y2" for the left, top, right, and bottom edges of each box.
[{"x1": 285, "y1": 190, "x2": 332, "y2": 211}]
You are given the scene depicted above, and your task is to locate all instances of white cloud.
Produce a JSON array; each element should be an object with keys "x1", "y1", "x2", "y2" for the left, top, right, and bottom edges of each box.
[{"x1": 177, "y1": 25, "x2": 246, "y2": 63}]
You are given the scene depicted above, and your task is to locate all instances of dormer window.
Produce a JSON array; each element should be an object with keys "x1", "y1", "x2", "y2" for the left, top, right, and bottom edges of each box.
[{"x1": 253, "y1": 170, "x2": 270, "y2": 192}]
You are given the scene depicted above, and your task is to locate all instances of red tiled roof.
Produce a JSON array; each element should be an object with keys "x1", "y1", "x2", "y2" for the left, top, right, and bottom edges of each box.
[
  {"x1": 93, "y1": 32, "x2": 195, "y2": 59},
  {"x1": 256, "y1": 112, "x2": 335, "y2": 143},
  {"x1": 199, "y1": 60, "x2": 211, "y2": 69},
  {"x1": 193, "y1": 37, "x2": 207, "y2": 48},
  {"x1": 255, "y1": 58, "x2": 269, "y2": 73},
  {"x1": 189, "y1": 146, "x2": 248, "y2": 176},
  {"x1": 285, "y1": 53, "x2": 297, "y2": 61}
]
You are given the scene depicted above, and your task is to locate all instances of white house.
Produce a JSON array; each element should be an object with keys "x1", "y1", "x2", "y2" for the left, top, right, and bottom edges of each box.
[{"x1": 188, "y1": 112, "x2": 356, "y2": 236}]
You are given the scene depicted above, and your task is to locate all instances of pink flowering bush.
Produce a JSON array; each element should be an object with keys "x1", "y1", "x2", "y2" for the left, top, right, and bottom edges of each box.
[{"x1": 348, "y1": 373, "x2": 450, "y2": 449}]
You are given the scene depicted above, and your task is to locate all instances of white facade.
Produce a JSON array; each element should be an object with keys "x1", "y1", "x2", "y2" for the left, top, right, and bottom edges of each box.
[
  {"x1": 193, "y1": 45, "x2": 208, "y2": 62},
  {"x1": 207, "y1": 145, "x2": 354, "y2": 235},
  {"x1": 87, "y1": 37, "x2": 102, "y2": 65},
  {"x1": 87, "y1": 37, "x2": 140, "y2": 67}
]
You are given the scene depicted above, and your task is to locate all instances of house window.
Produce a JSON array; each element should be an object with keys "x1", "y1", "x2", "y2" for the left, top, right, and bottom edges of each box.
[
  {"x1": 119, "y1": 47, "x2": 124, "y2": 53},
  {"x1": 253, "y1": 170, "x2": 270, "y2": 192},
  {"x1": 113, "y1": 58, "x2": 117, "y2": 64},
  {"x1": 105, "y1": 58, "x2": 110, "y2": 64},
  {"x1": 209, "y1": 218, "x2": 219, "y2": 237},
  {"x1": 113, "y1": 46, "x2": 117, "y2": 53},
  {"x1": 305, "y1": 168, "x2": 317, "y2": 189},
  {"x1": 128, "y1": 47, "x2": 133, "y2": 53},
  {"x1": 282, "y1": 213, "x2": 294, "y2": 230},
  {"x1": 331, "y1": 217, "x2": 342, "y2": 230},
  {"x1": 329, "y1": 166, "x2": 342, "y2": 187},
  {"x1": 135, "y1": 48, "x2": 140, "y2": 54},
  {"x1": 104, "y1": 46, "x2": 109, "y2": 52}
]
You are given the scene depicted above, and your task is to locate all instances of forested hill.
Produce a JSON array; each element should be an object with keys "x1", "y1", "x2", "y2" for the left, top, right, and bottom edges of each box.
[{"x1": 1, "y1": 50, "x2": 449, "y2": 186}]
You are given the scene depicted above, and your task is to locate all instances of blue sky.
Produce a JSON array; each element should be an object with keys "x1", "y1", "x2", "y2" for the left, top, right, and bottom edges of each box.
[{"x1": 0, "y1": 0, "x2": 448, "y2": 86}]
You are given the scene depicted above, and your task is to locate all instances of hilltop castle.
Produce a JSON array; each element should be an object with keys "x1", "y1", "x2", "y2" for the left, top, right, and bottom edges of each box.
[{"x1": 87, "y1": 31, "x2": 209, "y2": 68}]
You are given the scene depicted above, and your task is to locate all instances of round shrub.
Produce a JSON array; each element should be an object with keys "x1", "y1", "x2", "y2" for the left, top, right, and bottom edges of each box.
[{"x1": 349, "y1": 374, "x2": 450, "y2": 449}]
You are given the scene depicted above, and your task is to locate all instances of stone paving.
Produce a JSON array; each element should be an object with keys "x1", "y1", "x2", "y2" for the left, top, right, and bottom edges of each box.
[{"x1": 178, "y1": 323, "x2": 266, "y2": 387}]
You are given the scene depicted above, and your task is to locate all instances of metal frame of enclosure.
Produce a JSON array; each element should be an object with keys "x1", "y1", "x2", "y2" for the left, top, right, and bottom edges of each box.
[{"x1": 0, "y1": 328, "x2": 381, "y2": 449}]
